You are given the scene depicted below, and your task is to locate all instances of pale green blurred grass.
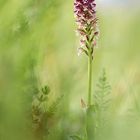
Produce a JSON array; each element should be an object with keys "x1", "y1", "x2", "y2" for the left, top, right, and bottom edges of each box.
[{"x1": 0, "y1": 0, "x2": 140, "y2": 140}]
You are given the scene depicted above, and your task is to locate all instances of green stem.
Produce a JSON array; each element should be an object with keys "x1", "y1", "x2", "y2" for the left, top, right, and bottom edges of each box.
[
  {"x1": 86, "y1": 48, "x2": 93, "y2": 140},
  {"x1": 88, "y1": 52, "x2": 92, "y2": 106}
]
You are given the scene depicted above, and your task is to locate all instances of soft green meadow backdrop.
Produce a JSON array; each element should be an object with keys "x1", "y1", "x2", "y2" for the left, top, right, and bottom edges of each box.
[{"x1": 0, "y1": 0, "x2": 140, "y2": 140}]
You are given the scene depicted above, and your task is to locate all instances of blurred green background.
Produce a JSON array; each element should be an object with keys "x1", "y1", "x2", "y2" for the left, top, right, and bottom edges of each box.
[{"x1": 0, "y1": 0, "x2": 140, "y2": 140}]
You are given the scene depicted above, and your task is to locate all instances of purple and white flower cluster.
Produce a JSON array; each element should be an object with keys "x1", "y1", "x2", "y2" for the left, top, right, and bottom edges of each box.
[{"x1": 74, "y1": 0, "x2": 99, "y2": 58}]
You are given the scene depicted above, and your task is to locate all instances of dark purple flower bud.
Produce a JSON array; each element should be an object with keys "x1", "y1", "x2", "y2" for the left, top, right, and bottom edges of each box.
[{"x1": 74, "y1": 0, "x2": 96, "y2": 25}]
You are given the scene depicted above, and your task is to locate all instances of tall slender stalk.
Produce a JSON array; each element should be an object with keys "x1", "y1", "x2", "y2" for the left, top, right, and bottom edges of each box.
[
  {"x1": 86, "y1": 47, "x2": 93, "y2": 140},
  {"x1": 88, "y1": 50, "x2": 92, "y2": 107}
]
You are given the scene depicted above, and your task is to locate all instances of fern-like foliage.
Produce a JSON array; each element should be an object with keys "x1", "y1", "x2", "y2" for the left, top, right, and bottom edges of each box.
[
  {"x1": 94, "y1": 69, "x2": 111, "y2": 131},
  {"x1": 32, "y1": 85, "x2": 63, "y2": 140}
]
